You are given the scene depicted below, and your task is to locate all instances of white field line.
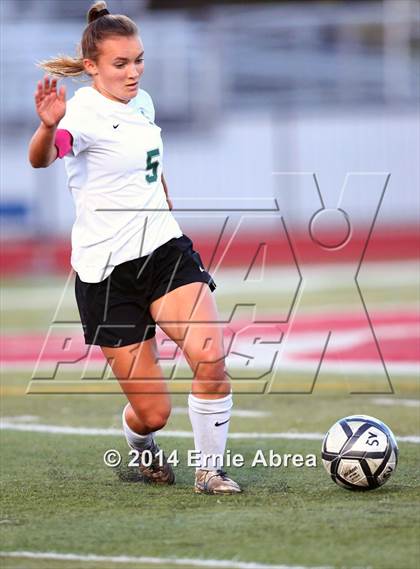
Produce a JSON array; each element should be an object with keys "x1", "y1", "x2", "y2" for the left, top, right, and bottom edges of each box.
[
  {"x1": 0, "y1": 551, "x2": 334, "y2": 569},
  {"x1": 371, "y1": 398, "x2": 420, "y2": 408},
  {"x1": 1, "y1": 415, "x2": 39, "y2": 422},
  {"x1": 1, "y1": 420, "x2": 419, "y2": 444},
  {"x1": 2, "y1": 261, "x2": 419, "y2": 311}
]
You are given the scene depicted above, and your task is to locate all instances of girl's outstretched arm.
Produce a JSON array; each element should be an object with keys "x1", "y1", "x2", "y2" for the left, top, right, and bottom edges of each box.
[{"x1": 29, "y1": 75, "x2": 66, "y2": 168}]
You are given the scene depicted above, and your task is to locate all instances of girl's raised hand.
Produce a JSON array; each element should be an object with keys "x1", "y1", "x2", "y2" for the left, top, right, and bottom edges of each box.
[{"x1": 34, "y1": 75, "x2": 66, "y2": 128}]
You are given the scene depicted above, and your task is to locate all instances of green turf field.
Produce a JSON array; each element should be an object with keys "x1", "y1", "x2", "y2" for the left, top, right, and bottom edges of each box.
[{"x1": 1, "y1": 269, "x2": 419, "y2": 569}]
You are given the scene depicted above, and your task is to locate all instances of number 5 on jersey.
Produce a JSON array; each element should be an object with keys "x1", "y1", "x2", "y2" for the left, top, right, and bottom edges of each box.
[{"x1": 146, "y1": 148, "x2": 160, "y2": 183}]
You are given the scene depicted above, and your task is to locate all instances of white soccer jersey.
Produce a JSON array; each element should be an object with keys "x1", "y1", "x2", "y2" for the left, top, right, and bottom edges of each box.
[{"x1": 58, "y1": 86, "x2": 182, "y2": 283}]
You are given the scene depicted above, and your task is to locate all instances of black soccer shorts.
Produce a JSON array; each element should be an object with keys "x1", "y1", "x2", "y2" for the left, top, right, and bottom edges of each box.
[{"x1": 75, "y1": 234, "x2": 216, "y2": 347}]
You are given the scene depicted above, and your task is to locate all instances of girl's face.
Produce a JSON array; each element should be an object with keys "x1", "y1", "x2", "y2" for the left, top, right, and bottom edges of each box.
[{"x1": 84, "y1": 35, "x2": 144, "y2": 103}]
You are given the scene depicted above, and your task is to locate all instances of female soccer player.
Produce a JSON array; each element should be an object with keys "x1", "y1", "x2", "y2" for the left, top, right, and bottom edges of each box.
[{"x1": 28, "y1": 1, "x2": 241, "y2": 495}]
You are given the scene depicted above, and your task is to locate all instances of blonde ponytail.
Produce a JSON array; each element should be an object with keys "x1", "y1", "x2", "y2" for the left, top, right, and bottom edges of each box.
[
  {"x1": 36, "y1": 1, "x2": 138, "y2": 79},
  {"x1": 37, "y1": 54, "x2": 85, "y2": 78}
]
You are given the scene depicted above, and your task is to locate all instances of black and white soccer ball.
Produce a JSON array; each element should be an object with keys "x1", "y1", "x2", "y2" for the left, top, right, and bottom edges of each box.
[{"x1": 321, "y1": 415, "x2": 398, "y2": 490}]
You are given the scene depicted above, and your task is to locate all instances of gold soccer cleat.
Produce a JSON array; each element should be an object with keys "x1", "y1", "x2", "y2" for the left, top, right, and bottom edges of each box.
[
  {"x1": 138, "y1": 440, "x2": 175, "y2": 485},
  {"x1": 194, "y1": 469, "x2": 241, "y2": 495}
]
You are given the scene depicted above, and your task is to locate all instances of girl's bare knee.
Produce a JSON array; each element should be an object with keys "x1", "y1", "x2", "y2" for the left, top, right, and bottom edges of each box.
[
  {"x1": 195, "y1": 358, "x2": 226, "y2": 381},
  {"x1": 126, "y1": 398, "x2": 171, "y2": 433},
  {"x1": 193, "y1": 358, "x2": 230, "y2": 395},
  {"x1": 141, "y1": 411, "x2": 169, "y2": 432}
]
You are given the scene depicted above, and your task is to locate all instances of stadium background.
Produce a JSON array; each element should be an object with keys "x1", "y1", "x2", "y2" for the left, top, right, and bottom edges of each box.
[{"x1": 1, "y1": 1, "x2": 419, "y2": 569}]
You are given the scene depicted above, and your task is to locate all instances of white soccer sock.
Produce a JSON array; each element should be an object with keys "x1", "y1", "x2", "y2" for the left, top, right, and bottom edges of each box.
[
  {"x1": 122, "y1": 403, "x2": 153, "y2": 451},
  {"x1": 188, "y1": 392, "x2": 232, "y2": 471}
]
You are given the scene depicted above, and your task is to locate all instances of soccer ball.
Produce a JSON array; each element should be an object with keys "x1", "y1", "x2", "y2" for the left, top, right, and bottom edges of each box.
[{"x1": 321, "y1": 415, "x2": 398, "y2": 490}]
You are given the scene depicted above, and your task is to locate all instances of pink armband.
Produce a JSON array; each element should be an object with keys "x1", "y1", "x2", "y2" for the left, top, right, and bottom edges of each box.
[{"x1": 54, "y1": 129, "x2": 73, "y2": 158}]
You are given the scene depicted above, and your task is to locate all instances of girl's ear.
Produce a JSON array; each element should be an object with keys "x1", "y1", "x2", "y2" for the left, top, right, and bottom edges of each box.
[{"x1": 83, "y1": 58, "x2": 98, "y2": 76}]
